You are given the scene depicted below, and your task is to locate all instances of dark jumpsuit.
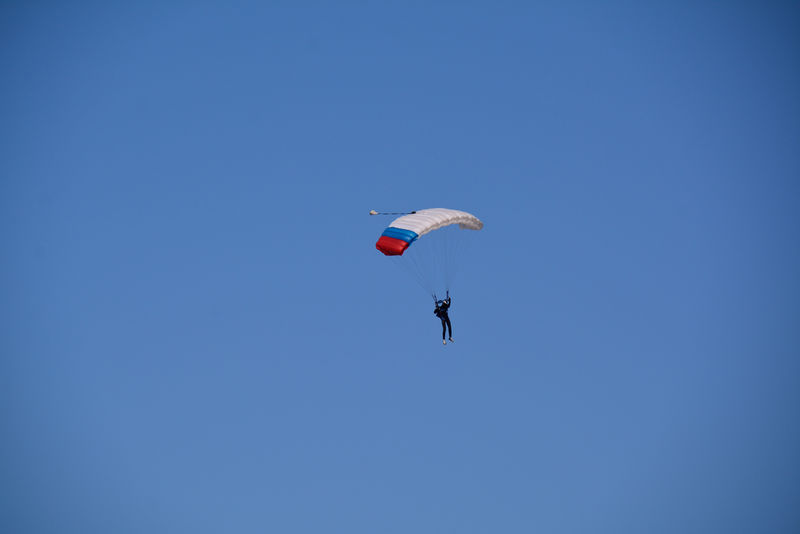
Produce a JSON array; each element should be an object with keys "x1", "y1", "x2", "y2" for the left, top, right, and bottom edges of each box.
[{"x1": 434, "y1": 297, "x2": 452, "y2": 340}]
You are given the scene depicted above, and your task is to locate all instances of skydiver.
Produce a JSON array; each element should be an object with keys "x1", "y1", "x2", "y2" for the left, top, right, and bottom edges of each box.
[{"x1": 434, "y1": 291, "x2": 453, "y2": 345}]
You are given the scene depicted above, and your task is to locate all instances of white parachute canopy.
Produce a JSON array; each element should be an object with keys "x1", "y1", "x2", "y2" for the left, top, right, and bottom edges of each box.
[
  {"x1": 374, "y1": 208, "x2": 484, "y2": 297},
  {"x1": 386, "y1": 208, "x2": 483, "y2": 236}
]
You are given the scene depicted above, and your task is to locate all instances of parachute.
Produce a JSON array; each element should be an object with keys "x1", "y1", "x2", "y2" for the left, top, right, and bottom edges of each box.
[{"x1": 373, "y1": 208, "x2": 483, "y2": 296}]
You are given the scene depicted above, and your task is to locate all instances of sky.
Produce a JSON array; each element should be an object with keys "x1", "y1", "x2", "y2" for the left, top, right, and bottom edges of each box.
[{"x1": 1, "y1": 2, "x2": 799, "y2": 533}]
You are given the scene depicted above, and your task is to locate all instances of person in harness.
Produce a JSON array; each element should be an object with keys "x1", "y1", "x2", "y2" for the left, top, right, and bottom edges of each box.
[{"x1": 434, "y1": 291, "x2": 453, "y2": 345}]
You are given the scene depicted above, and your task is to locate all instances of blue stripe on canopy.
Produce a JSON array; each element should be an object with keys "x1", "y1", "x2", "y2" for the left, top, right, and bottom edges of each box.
[{"x1": 381, "y1": 227, "x2": 419, "y2": 244}]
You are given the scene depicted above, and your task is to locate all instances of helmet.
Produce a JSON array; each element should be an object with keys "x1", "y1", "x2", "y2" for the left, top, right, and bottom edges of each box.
[{"x1": 437, "y1": 300, "x2": 444, "y2": 306}]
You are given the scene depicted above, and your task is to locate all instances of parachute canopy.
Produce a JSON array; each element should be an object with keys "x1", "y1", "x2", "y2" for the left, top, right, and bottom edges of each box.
[{"x1": 375, "y1": 208, "x2": 483, "y2": 256}]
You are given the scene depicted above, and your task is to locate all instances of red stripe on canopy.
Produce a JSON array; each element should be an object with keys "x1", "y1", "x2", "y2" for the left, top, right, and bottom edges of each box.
[{"x1": 375, "y1": 236, "x2": 409, "y2": 256}]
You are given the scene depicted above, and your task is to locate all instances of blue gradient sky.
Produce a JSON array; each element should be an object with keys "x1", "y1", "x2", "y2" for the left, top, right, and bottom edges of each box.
[{"x1": 2, "y1": 2, "x2": 799, "y2": 533}]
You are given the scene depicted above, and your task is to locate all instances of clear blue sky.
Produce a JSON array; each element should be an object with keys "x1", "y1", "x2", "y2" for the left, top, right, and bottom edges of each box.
[{"x1": 2, "y1": 2, "x2": 799, "y2": 533}]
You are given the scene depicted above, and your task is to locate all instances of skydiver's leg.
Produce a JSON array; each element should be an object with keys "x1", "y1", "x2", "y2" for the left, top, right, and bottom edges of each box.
[
  {"x1": 441, "y1": 318, "x2": 447, "y2": 340},
  {"x1": 445, "y1": 317, "x2": 452, "y2": 339}
]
